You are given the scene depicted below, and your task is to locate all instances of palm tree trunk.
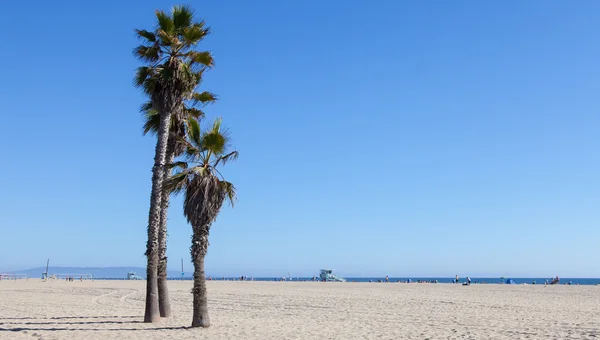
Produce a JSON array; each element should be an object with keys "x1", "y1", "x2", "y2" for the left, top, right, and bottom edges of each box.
[
  {"x1": 157, "y1": 150, "x2": 174, "y2": 318},
  {"x1": 144, "y1": 102, "x2": 173, "y2": 324},
  {"x1": 191, "y1": 226, "x2": 210, "y2": 328}
]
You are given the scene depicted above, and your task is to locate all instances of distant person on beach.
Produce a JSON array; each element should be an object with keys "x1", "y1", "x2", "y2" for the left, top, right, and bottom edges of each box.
[
  {"x1": 467, "y1": 277, "x2": 471, "y2": 285},
  {"x1": 385, "y1": 276, "x2": 389, "y2": 283},
  {"x1": 455, "y1": 275, "x2": 459, "y2": 284}
]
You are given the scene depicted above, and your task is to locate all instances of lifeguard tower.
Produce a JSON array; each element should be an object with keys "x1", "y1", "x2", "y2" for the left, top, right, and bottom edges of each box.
[
  {"x1": 127, "y1": 272, "x2": 143, "y2": 280},
  {"x1": 319, "y1": 269, "x2": 346, "y2": 282}
]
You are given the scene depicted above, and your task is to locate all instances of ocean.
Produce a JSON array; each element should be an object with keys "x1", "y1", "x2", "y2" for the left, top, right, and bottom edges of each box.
[{"x1": 95, "y1": 276, "x2": 600, "y2": 285}]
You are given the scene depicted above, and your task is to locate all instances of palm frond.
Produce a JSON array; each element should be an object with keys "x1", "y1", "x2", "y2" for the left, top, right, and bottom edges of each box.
[
  {"x1": 172, "y1": 5, "x2": 193, "y2": 32},
  {"x1": 185, "y1": 145, "x2": 201, "y2": 159},
  {"x1": 197, "y1": 118, "x2": 229, "y2": 157},
  {"x1": 142, "y1": 109, "x2": 160, "y2": 135},
  {"x1": 210, "y1": 117, "x2": 222, "y2": 133},
  {"x1": 191, "y1": 91, "x2": 218, "y2": 106},
  {"x1": 139, "y1": 101, "x2": 153, "y2": 113},
  {"x1": 168, "y1": 161, "x2": 188, "y2": 171},
  {"x1": 135, "y1": 29, "x2": 156, "y2": 42},
  {"x1": 182, "y1": 24, "x2": 210, "y2": 44},
  {"x1": 157, "y1": 29, "x2": 177, "y2": 47},
  {"x1": 164, "y1": 171, "x2": 188, "y2": 195},
  {"x1": 186, "y1": 51, "x2": 214, "y2": 68},
  {"x1": 201, "y1": 131, "x2": 226, "y2": 156},
  {"x1": 173, "y1": 134, "x2": 200, "y2": 158},
  {"x1": 133, "y1": 66, "x2": 152, "y2": 87},
  {"x1": 188, "y1": 68, "x2": 206, "y2": 85},
  {"x1": 133, "y1": 44, "x2": 161, "y2": 63},
  {"x1": 141, "y1": 76, "x2": 157, "y2": 96},
  {"x1": 187, "y1": 118, "x2": 202, "y2": 147},
  {"x1": 219, "y1": 180, "x2": 237, "y2": 207},
  {"x1": 155, "y1": 10, "x2": 175, "y2": 35},
  {"x1": 214, "y1": 151, "x2": 239, "y2": 167},
  {"x1": 185, "y1": 107, "x2": 205, "y2": 120},
  {"x1": 133, "y1": 68, "x2": 147, "y2": 88},
  {"x1": 178, "y1": 62, "x2": 200, "y2": 87},
  {"x1": 134, "y1": 68, "x2": 158, "y2": 96}
]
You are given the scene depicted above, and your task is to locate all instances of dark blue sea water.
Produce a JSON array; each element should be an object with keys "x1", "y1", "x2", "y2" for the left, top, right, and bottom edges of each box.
[
  {"x1": 342, "y1": 277, "x2": 600, "y2": 285},
  {"x1": 97, "y1": 277, "x2": 600, "y2": 285}
]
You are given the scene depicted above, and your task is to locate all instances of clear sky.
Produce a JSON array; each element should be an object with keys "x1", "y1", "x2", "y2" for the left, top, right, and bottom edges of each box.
[{"x1": 1, "y1": 0, "x2": 599, "y2": 278}]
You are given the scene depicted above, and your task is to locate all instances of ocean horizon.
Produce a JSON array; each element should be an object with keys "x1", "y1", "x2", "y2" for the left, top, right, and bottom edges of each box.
[
  {"x1": 93, "y1": 276, "x2": 599, "y2": 285},
  {"x1": 6, "y1": 267, "x2": 599, "y2": 285}
]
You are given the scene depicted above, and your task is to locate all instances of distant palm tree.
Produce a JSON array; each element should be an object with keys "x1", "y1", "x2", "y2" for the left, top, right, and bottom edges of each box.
[
  {"x1": 134, "y1": 5, "x2": 214, "y2": 323},
  {"x1": 166, "y1": 117, "x2": 237, "y2": 327},
  {"x1": 140, "y1": 90, "x2": 216, "y2": 318}
]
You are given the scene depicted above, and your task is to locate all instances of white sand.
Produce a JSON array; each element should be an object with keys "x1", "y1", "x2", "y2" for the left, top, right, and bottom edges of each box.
[{"x1": 0, "y1": 280, "x2": 598, "y2": 339}]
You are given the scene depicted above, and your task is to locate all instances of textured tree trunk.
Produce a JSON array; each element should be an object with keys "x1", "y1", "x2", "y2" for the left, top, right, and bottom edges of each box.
[
  {"x1": 144, "y1": 102, "x2": 173, "y2": 323},
  {"x1": 191, "y1": 227, "x2": 210, "y2": 328},
  {"x1": 157, "y1": 150, "x2": 174, "y2": 318}
]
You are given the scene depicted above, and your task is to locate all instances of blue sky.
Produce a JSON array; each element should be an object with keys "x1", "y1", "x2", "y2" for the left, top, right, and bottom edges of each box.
[{"x1": 1, "y1": 0, "x2": 599, "y2": 278}]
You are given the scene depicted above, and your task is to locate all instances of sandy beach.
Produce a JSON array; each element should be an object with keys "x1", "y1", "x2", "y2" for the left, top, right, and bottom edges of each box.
[{"x1": 0, "y1": 280, "x2": 598, "y2": 339}]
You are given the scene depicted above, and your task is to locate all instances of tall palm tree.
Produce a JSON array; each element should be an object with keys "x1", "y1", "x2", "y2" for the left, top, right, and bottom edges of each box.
[
  {"x1": 134, "y1": 5, "x2": 214, "y2": 323},
  {"x1": 141, "y1": 91, "x2": 217, "y2": 318},
  {"x1": 166, "y1": 117, "x2": 237, "y2": 328}
]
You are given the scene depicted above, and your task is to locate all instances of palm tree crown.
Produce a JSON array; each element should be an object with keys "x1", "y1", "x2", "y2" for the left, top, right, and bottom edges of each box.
[
  {"x1": 134, "y1": 5, "x2": 214, "y2": 104},
  {"x1": 167, "y1": 117, "x2": 237, "y2": 227}
]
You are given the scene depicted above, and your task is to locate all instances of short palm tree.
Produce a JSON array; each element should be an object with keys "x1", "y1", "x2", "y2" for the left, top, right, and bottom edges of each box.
[
  {"x1": 166, "y1": 117, "x2": 237, "y2": 328},
  {"x1": 134, "y1": 5, "x2": 214, "y2": 323},
  {"x1": 140, "y1": 90, "x2": 217, "y2": 318}
]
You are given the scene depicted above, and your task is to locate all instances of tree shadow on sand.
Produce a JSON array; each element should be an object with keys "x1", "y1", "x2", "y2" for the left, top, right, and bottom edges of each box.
[
  {"x1": 0, "y1": 326, "x2": 189, "y2": 332},
  {"x1": 0, "y1": 315, "x2": 192, "y2": 332},
  {"x1": 0, "y1": 320, "x2": 144, "y2": 325},
  {"x1": 0, "y1": 316, "x2": 139, "y2": 320}
]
